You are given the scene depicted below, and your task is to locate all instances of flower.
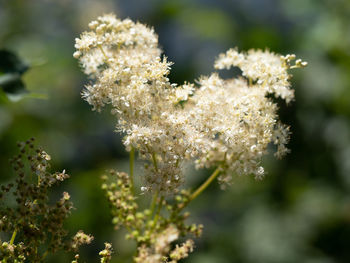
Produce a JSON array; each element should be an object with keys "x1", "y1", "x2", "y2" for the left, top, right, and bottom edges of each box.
[{"x1": 75, "y1": 14, "x2": 306, "y2": 192}]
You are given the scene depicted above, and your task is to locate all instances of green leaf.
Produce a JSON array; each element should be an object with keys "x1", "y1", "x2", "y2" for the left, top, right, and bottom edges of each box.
[
  {"x1": 0, "y1": 49, "x2": 30, "y2": 101},
  {"x1": 0, "y1": 72, "x2": 28, "y2": 98},
  {"x1": 0, "y1": 88, "x2": 9, "y2": 104},
  {"x1": 0, "y1": 50, "x2": 29, "y2": 75}
]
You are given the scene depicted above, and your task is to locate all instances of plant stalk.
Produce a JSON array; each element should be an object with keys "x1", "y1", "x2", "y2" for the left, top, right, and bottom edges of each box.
[
  {"x1": 150, "y1": 191, "x2": 158, "y2": 216},
  {"x1": 190, "y1": 167, "x2": 221, "y2": 202},
  {"x1": 179, "y1": 166, "x2": 221, "y2": 210},
  {"x1": 151, "y1": 152, "x2": 158, "y2": 171},
  {"x1": 10, "y1": 229, "x2": 17, "y2": 245},
  {"x1": 129, "y1": 147, "x2": 135, "y2": 194},
  {"x1": 153, "y1": 196, "x2": 164, "y2": 227}
]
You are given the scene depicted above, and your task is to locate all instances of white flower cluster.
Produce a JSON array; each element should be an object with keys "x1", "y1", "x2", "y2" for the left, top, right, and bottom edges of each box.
[
  {"x1": 215, "y1": 49, "x2": 307, "y2": 103},
  {"x1": 134, "y1": 225, "x2": 194, "y2": 263},
  {"x1": 75, "y1": 14, "x2": 306, "y2": 193}
]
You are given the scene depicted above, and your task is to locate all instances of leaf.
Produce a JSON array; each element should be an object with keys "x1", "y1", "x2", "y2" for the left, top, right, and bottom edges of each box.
[
  {"x1": 0, "y1": 72, "x2": 28, "y2": 97},
  {"x1": 0, "y1": 49, "x2": 30, "y2": 102},
  {"x1": 0, "y1": 50, "x2": 29, "y2": 75},
  {"x1": 0, "y1": 88, "x2": 9, "y2": 103}
]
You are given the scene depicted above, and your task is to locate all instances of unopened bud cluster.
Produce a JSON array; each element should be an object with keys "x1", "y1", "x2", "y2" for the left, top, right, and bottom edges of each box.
[
  {"x1": 102, "y1": 172, "x2": 201, "y2": 262},
  {"x1": 0, "y1": 139, "x2": 93, "y2": 262},
  {"x1": 99, "y1": 243, "x2": 113, "y2": 263}
]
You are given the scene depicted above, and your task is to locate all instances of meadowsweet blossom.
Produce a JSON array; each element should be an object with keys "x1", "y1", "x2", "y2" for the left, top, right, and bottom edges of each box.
[
  {"x1": 188, "y1": 48, "x2": 306, "y2": 183},
  {"x1": 133, "y1": 225, "x2": 194, "y2": 263},
  {"x1": 75, "y1": 14, "x2": 196, "y2": 194},
  {"x1": 75, "y1": 14, "x2": 306, "y2": 193},
  {"x1": 215, "y1": 48, "x2": 307, "y2": 103},
  {"x1": 182, "y1": 74, "x2": 280, "y2": 181},
  {"x1": 169, "y1": 239, "x2": 194, "y2": 262}
]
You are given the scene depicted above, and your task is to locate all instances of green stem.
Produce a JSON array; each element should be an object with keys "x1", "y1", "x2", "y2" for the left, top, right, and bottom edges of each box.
[
  {"x1": 151, "y1": 152, "x2": 158, "y2": 171},
  {"x1": 129, "y1": 147, "x2": 135, "y2": 194},
  {"x1": 153, "y1": 196, "x2": 164, "y2": 227},
  {"x1": 148, "y1": 149, "x2": 159, "y2": 217},
  {"x1": 249, "y1": 77, "x2": 253, "y2": 86},
  {"x1": 190, "y1": 167, "x2": 221, "y2": 202},
  {"x1": 10, "y1": 229, "x2": 17, "y2": 245},
  {"x1": 150, "y1": 191, "x2": 158, "y2": 216},
  {"x1": 179, "y1": 167, "x2": 221, "y2": 211},
  {"x1": 42, "y1": 250, "x2": 49, "y2": 259},
  {"x1": 146, "y1": 145, "x2": 158, "y2": 172},
  {"x1": 98, "y1": 45, "x2": 109, "y2": 61}
]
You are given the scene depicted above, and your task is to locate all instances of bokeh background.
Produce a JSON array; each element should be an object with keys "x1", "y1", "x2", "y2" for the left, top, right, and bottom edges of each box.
[{"x1": 1, "y1": 0, "x2": 350, "y2": 262}]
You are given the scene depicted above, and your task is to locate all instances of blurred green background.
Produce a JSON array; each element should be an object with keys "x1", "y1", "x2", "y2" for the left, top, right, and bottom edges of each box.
[{"x1": 1, "y1": 0, "x2": 350, "y2": 262}]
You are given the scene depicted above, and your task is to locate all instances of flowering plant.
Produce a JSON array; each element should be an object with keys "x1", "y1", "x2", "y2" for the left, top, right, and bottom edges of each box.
[
  {"x1": 0, "y1": 13, "x2": 306, "y2": 263},
  {"x1": 73, "y1": 14, "x2": 306, "y2": 262}
]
